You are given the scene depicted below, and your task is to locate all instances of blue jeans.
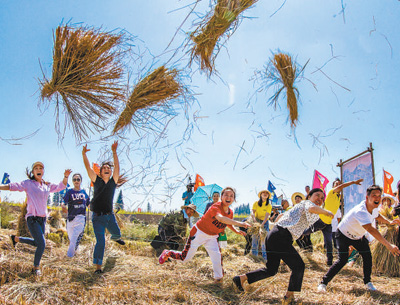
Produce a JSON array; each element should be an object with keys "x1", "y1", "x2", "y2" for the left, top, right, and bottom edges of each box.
[
  {"x1": 92, "y1": 214, "x2": 121, "y2": 265},
  {"x1": 302, "y1": 219, "x2": 333, "y2": 263},
  {"x1": 251, "y1": 220, "x2": 269, "y2": 260},
  {"x1": 19, "y1": 216, "x2": 46, "y2": 267}
]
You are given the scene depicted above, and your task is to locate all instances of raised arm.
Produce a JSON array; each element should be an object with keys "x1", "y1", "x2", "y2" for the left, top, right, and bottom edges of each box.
[
  {"x1": 63, "y1": 169, "x2": 72, "y2": 186},
  {"x1": 111, "y1": 141, "x2": 120, "y2": 182},
  {"x1": 82, "y1": 145, "x2": 97, "y2": 182},
  {"x1": 332, "y1": 179, "x2": 363, "y2": 193}
]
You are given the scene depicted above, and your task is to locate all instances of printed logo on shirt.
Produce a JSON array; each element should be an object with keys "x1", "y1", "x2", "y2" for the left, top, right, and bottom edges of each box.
[
  {"x1": 72, "y1": 193, "x2": 87, "y2": 201},
  {"x1": 212, "y1": 219, "x2": 227, "y2": 230}
]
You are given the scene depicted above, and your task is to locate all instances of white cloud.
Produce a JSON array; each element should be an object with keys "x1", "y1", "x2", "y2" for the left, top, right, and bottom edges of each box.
[{"x1": 228, "y1": 83, "x2": 235, "y2": 105}]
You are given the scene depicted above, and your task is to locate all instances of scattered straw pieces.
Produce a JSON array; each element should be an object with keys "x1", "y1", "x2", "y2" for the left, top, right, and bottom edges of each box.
[
  {"x1": 39, "y1": 25, "x2": 126, "y2": 141},
  {"x1": 190, "y1": 0, "x2": 258, "y2": 75},
  {"x1": 113, "y1": 66, "x2": 183, "y2": 134}
]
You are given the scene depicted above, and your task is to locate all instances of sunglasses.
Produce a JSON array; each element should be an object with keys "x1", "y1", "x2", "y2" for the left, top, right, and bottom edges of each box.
[{"x1": 73, "y1": 178, "x2": 81, "y2": 182}]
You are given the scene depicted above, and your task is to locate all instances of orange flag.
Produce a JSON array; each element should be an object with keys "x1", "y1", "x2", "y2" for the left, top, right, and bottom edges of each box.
[
  {"x1": 194, "y1": 174, "x2": 205, "y2": 191},
  {"x1": 383, "y1": 169, "x2": 394, "y2": 195},
  {"x1": 91, "y1": 163, "x2": 100, "y2": 187}
]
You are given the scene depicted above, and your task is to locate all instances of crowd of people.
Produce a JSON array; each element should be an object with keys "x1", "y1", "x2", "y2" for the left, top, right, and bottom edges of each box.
[{"x1": 1, "y1": 154, "x2": 400, "y2": 304}]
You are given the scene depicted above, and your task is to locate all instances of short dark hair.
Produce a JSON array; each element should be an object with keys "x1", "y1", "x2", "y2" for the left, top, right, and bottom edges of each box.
[
  {"x1": 332, "y1": 178, "x2": 341, "y2": 187},
  {"x1": 221, "y1": 187, "x2": 236, "y2": 200},
  {"x1": 366, "y1": 185, "x2": 382, "y2": 196},
  {"x1": 212, "y1": 191, "x2": 220, "y2": 195},
  {"x1": 306, "y1": 188, "x2": 325, "y2": 200}
]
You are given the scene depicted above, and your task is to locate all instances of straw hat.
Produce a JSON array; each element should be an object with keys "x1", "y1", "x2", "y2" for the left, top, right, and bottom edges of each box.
[
  {"x1": 181, "y1": 204, "x2": 200, "y2": 218},
  {"x1": 258, "y1": 190, "x2": 271, "y2": 198},
  {"x1": 291, "y1": 192, "x2": 305, "y2": 205}
]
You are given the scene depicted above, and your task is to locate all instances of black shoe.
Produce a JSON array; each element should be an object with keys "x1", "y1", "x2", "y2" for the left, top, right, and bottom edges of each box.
[
  {"x1": 115, "y1": 239, "x2": 125, "y2": 245},
  {"x1": 94, "y1": 269, "x2": 103, "y2": 274},
  {"x1": 31, "y1": 269, "x2": 41, "y2": 276},
  {"x1": 10, "y1": 235, "x2": 17, "y2": 248},
  {"x1": 232, "y1": 276, "x2": 244, "y2": 292},
  {"x1": 327, "y1": 261, "x2": 333, "y2": 266}
]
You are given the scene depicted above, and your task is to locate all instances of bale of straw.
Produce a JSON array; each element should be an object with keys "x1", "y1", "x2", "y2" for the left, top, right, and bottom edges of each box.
[
  {"x1": 371, "y1": 207, "x2": 400, "y2": 277},
  {"x1": 39, "y1": 25, "x2": 126, "y2": 141},
  {"x1": 113, "y1": 66, "x2": 183, "y2": 134},
  {"x1": 48, "y1": 209, "x2": 64, "y2": 229},
  {"x1": 17, "y1": 202, "x2": 30, "y2": 238},
  {"x1": 190, "y1": 0, "x2": 258, "y2": 75},
  {"x1": 263, "y1": 52, "x2": 308, "y2": 128}
]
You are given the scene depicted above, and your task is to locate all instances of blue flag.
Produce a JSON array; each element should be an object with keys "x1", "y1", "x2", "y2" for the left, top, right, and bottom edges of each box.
[
  {"x1": 1, "y1": 173, "x2": 10, "y2": 184},
  {"x1": 59, "y1": 183, "x2": 70, "y2": 199},
  {"x1": 267, "y1": 180, "x2": 278, "y2": 204}
]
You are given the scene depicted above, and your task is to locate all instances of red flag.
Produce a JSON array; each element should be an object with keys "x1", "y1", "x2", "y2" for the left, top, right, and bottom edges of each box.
[
  {"x1": 91, "y1": 163, "x2": 100, "y2": 187},
  {"x1": 312, "y1": 170, "x2": 329, "y2": 192},
  {"x1": 194, "y1": 174, "x2": 205, "y2": 191},
  {"x1": 383, "y1": 169, "x2": 394, "y2": 195}
]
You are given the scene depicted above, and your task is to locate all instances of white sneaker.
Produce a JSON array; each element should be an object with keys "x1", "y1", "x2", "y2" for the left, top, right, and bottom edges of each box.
[
  {"x1": 317, "y1": 283, "x2": 327, "y2": 293},
  {"x1": 365, "y1": 282, "x2": 377, "y2": 291}
]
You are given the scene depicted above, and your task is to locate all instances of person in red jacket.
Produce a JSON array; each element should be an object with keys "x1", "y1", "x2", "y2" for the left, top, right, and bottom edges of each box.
[{"x1": 158, "y1": 187, "x2": 250, "y2": 283}]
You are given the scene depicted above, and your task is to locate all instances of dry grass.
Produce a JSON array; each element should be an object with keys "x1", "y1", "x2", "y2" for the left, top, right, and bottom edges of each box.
[
  {"x1": 263, "y1": 52, "x2": 308, "y2": 128},
  {"x1": 0, "y1": 225, "x2": 399, "y2": 304},
  {"x1": 39, "y1": 25, "x2": 126, "y2": 141},
  {"x1": 190, "y1": 0, "x2": 258, "y2": 75},
  {"x1": 113, "y1": 66, "x2": 183, "y2": 134},
  {"x1": 16, "y1": 202, "x2": 30, "y2": 238}
]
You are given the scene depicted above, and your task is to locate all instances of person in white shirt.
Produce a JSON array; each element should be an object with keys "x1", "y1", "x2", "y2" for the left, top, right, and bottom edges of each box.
[{"x1": 317, "y1": 185, "x2": 400, "y2": 293}]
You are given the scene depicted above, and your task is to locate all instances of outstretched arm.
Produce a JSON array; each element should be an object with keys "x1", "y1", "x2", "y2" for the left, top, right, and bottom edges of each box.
[
  {"x1": 0, "y1": 185, "x2": 10, "y2": 191},
  {"x1": 215, "y1": 214, "x2": 251, "y2": 229},
  {"x1": 309, "y1": 205, "x2": 334, "y2": 218},
  {"x1": 82, "y1": 145, "x2": 97, "y2": 182},
  {"x1": 363, "y1": 223, "x2": 400, "y2": 256},
  {"x1": 332, "y1": 179, "x2": 363, "y2": 193},
  {"x1": 111, "y1": 141, "x2": 120, "y2": 182}
]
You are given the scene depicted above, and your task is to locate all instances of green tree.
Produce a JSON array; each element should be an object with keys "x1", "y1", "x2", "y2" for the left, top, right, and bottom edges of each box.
[
  {"x1": 147, "y1": 202, "x2": 152, "y2": 212},
  {"x1": 115, "y1": 190, "x2": 124, "y2": 211}
]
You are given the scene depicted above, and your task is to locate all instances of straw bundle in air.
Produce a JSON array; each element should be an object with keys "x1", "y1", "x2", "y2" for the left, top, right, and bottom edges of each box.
[
  {"x1": 371, "y1": 207, "x2": 400, "y2": 277},
  {"x1": 191, "y1": 0, "x2": 258, "y2": 75},
  {"x1": 39, "y1": 25, "x2": 126, "y2": 141},
  {"x1": 113, "y1": 66, "x2": 183, "y2": 134},
  {"x1": 264, "y1": 52, "x2": 308, "y2": 128},
  {"x1": 17, "y1": 202, "x2": 30, "y2": 237}
]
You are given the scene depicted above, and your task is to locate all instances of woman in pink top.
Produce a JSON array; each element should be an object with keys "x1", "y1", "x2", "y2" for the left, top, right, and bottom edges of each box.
[{"x1": 0, "y1": 161, "x2": 71, "y2": 276}]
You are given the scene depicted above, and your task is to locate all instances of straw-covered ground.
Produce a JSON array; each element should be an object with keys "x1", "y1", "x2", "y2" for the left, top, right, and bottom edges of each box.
[{"x1": 0, "y1": 221, "x2": 399, "y2": 304}]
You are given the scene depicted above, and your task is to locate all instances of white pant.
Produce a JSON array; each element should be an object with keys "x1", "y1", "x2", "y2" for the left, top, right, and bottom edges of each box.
[
  {"x1": 66, "y1": 215, "x2": 86, "y2": 257},
  {"x1": 170, "y1": 226, "x2": 223, "y2": 279}
]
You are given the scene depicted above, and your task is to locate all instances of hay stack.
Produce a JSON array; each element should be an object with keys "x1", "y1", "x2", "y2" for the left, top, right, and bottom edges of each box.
[
  {"x1": 48, "y1": 209, "x2": 64, "y2": 229},
  {"x1": 113, "y1": 66, "x2": 183, "y2": 134},
  {"x1": 40, "y1": 25, "x2": 126, "y2": 141},
  {"x1": 371, "y1": 207, "x2": 400, "y2": 276},
  {"x1": 17, "y1": 202, "x2": 30, "y2": 237},
  {"x1": 190, "y1": 0, "x2": 258, "y2": 75},
  {"x1": 264, "y1": 52, "x2": 307, "y2": 128}
]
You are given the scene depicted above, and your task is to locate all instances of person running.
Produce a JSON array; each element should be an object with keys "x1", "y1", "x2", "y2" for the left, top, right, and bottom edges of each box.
[
  {"x1": 0, "y1": 162, "x2": 70, "y2": 276},
  {"x1": 61, "y1": 173, "x2": 90, "y2": 257},
  {"x1": 82, "y1": 141, "x2": 126, "y2": 274},
  {"x1": 233, "y1": 188, "x2": 333, "y2": 304},
  {"x1": 250, "y1": 190, "x2": 271, "y2": 261},
  {"x1": 159, "y1": 187, "x2": 250, "y2": 283},
  {"x1": 317, "y1": 185, "x2": 400, "y2": 293},
  {"x1": 301, "y1": 178, "x2": 363, "y2": 265}
]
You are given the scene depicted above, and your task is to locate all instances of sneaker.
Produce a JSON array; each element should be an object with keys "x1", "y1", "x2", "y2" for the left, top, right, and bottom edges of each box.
[
  {"x1": 327, "y1": 260, "x2": 333, "y2": 266},
  {"x1": 115, "y1": 239, "x2": 126, "y2": 245},
  {"x1": 232, "y1": 276, "x2": 244, "y2": 292},
  {"x1": 158, "y1": 249, "x2": 170, "y2": 264},
  {"x1": 94, "y1": 269, "x2": 103, "y2": 274},
  {"x1": 365, "y1": 282, "x2": 377, "y2": 291},
  {"x1": 317, "y1": 283, "x2": 327, "y2": 293},
  {"x1": 31, "y1": 269, "x2": 41, "y2": 276},
  {"x1": 10, "y1": 235, "x2": 17, "y2": 248}
]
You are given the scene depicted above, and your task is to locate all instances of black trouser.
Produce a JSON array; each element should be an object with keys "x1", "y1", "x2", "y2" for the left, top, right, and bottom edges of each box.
[
  {"x1": 322, "y1": 229, "x2": 372, "y2": 285},
  {"x1": 246, "y1": 225, "x2": 305, "y2": 292},
  {"x1": 302, "y1": 219, "x2": 333, "y2": 263}
]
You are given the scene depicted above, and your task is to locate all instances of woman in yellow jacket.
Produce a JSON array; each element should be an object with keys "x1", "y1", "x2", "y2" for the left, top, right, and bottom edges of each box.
[{"x1": 251, "y1": 190, "x2": 271, "y2": 260}]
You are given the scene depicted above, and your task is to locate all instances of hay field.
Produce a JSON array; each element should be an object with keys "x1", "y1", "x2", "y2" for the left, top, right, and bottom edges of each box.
[{"x1": 0, "y1": 223, "x2": 399, "y2": 305}]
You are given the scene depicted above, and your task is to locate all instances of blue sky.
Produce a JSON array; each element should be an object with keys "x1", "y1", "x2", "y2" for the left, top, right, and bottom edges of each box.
[{"x1": 1, "y1": 1, "x2": 399, "y2": 211}]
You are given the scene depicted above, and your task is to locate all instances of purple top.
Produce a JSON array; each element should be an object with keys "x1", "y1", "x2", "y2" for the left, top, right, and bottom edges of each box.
[{"x1": 9, "y1": 179, "x2": 66, "y2": 219}]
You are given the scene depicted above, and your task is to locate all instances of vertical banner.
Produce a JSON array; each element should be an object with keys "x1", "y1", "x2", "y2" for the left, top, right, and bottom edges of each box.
[{"x1": 341, "y1": 152, "x2": 374, "y2": 214}]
